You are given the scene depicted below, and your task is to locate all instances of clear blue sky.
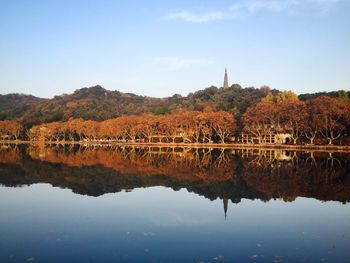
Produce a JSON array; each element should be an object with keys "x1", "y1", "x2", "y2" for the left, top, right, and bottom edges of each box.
[{"x1": 1, "y1": 0, "x2": 349, "y2": 98}]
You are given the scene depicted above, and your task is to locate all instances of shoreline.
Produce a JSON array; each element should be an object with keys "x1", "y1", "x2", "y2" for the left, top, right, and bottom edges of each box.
[{"x1": 1, "y1": 140, "x2": 350, "y2": 153}]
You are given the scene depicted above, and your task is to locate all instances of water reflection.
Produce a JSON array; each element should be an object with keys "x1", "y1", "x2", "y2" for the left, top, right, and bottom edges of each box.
[
  {"x1": 1, "y1": 144, "x2": 350, "y2": 262},
  {"x1": 1, "y1": 144, "x2": 349, "y2": 208}
]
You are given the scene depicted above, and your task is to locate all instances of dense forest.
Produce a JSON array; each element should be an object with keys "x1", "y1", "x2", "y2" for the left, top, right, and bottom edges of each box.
[
  {"x1": 1, "y1": 85, "x2": 349, "y2": 145},
  {"x1": 0, "y1": 85, "x2": 273, "y2": 127},
  {"x1": 1, "y1": 85, "x2": 348, "y2": 127}
]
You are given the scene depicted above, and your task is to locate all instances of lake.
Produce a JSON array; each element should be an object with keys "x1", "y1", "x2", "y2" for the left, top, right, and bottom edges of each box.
[{"x1": 0, "y1": 144, "x2": 350, "y2": 262}]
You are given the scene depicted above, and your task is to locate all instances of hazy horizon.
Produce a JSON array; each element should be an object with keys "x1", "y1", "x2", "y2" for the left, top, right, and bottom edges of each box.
[{"x1": 1, "y1": 0, "x2": 350, "y2": 98}]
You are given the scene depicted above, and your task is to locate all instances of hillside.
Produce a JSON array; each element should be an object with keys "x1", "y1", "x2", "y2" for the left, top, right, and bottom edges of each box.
[
  {"x1": 0, "y1": 94, "x2": 46, "y2": 121},
  {"x1": 0, "y1": 85, "x2": 348, "y2": 128},
  {"x1": 0, "y1": 85, "x2": 270, "y2": 127}
]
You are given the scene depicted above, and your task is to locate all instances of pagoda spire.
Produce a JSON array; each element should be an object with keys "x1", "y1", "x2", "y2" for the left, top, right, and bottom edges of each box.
[{"x1": 223, "y1": 68, "x2": 229, "y2": 89}]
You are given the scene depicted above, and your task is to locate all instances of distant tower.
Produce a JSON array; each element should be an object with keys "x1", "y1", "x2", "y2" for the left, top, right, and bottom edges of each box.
[{"x1": 223, "y1": 68, "x2": 229, "y2": 89}]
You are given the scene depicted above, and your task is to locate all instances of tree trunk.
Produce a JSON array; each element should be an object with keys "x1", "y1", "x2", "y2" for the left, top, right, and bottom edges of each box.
[{"x1": 220, "y1": 134, "x2": 225, "y2": 144}]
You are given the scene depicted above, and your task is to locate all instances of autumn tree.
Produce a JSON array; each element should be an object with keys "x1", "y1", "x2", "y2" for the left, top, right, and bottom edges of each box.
[
  {"x1": 84, "y1": 120, "x2": 100, "y2": 141},
  {"x1": 159, "y1": 115, "x2": 177, "y2": 143},
  {"x1": 310, "y1": 96, "x2": 350, "y2": 145},
  {"x1": 29, "y1": 122, "x2": 62, "y2": 141},
  {"x1": 138, "y1": 114, "x2": 160, "y2": 142},
  {"x1": 0, "y1": 120, "x2": 22, "y2": 140},
  {"x1": 198, "y1": 112, "x2": 216, "y2": 143},
  {"x1": 64, "y1": 119, "x2": 85, "y2": 141},
  {"x1": 212, "y1": 111, "x2": 236, "y2": 144},
  {"x1": 242, "y1": 101, "x2": 277, "y2": 144},
  {"x1": 160, "y1": 110, "x2": 194, "y2": 143},
  {"x1": 115, "y1": 115, "x2": 143, "y2": 142},
  {"x1": 278, "y1": 99, "x2": 308, "y2": 144},
  {"x1": 304, "y1": 100, "x2": 320, "y2": 144}
]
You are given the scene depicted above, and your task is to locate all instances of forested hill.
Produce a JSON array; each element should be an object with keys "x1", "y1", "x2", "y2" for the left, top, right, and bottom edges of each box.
[
  {"x1": 0, "y1": 85, "x2": 348, "y2": 128},
  {"x1": 0, "y1": 94, "x2": 46, "y2": 121},
  {"x1": 0, "y1": 85, "x2": 270, "y2": 127}
]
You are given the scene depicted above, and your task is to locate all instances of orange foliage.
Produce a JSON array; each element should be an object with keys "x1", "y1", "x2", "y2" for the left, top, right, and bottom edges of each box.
[
  {"x1": 0, "y1": 120, "x2": 22, "y2": 140},
  {"x1": 28, "y1": 110, "x2": 237, "y2": 144}
]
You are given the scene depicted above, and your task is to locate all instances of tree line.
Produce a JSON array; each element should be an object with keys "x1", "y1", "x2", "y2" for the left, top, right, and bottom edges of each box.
[
  {"x1": 242, "y1": 94, "x2": 350, "y2": 145},
  {"x1": 26, "y1": 110, "x2": 236, "y2": 144},
  {"x1": 1, "y1": 93, "x2": 349, "y2": 145}
]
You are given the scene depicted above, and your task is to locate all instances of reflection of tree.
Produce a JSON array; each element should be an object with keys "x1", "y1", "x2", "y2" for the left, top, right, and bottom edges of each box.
[
  {"x1": 26, "y1": 145, "x2": 239, "y2": 182},
  {"x1": 326, "y1": 152, "x2": 342, "y2": 169},
  {"x1": 241, "y1": 150, "x2": 350, "y2": 203},
  {"x1": 0, "y1": 145, "x2": 349, "y2": 204},
  {"x1": 0, "y1": 145, "x2": 21, "y2": 164}
]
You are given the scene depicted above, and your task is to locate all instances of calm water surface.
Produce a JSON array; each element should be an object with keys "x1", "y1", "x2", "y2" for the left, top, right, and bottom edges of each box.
[{"x1": 0, "y1": 145, "x2": 350, "y2": 262}]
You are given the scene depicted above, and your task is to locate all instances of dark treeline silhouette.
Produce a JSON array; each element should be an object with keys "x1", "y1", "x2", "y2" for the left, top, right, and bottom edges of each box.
[
  {"x1": 1, "y1": 92, "x2": 350, "y2": 145},
  {"x1": 1, "y1": 144, "x2": 349, "y2": 203}
]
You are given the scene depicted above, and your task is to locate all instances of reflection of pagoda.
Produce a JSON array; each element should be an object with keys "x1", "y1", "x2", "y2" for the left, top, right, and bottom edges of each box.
[{"x1": 223, "y1": 198, "x2": 228, "y2": 219}]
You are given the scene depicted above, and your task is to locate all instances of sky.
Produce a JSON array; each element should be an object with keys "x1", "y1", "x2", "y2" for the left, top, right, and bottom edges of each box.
[{"x1": 0, "y1": 0, "x2": 349, "y2": 98}]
